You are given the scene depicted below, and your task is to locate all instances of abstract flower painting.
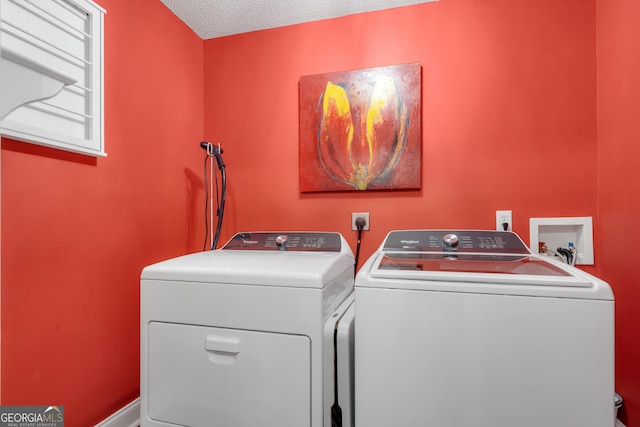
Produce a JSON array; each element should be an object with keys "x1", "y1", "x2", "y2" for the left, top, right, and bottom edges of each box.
[{"x1": 299, "y1": 63, "x2": 421, "y2": 192}]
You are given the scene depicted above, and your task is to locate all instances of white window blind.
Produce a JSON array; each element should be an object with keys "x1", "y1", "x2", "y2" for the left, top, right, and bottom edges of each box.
[{"x1": 0, "y1": 0, "x2": 106, "y2": 157}]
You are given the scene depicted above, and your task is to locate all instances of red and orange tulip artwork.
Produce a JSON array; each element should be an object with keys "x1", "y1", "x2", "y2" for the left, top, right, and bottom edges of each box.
[{"x1": 299, "y1": 63, "x2": 421, "y2": 192}]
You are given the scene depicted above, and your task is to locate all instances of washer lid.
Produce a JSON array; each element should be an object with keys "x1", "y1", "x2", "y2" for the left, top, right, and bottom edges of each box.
[
  {"x1": 379, "y1": 252, "x2": 573, "y2": 277},
  {"x1": 372, "y1": 252, "x2": 588, "y2": 287},
  {"x1": 358, "y1": 230, "x2": 613, "y2": 300},
  {"x1": 141, "y1": 232, "x2": 354, "y2": 288}
]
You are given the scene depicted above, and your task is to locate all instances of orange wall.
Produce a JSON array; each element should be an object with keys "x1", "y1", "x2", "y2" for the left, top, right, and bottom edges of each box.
[
  {"x1": 203, "y1": 0, "x2": 598, "y2": 266},
  {"x1": 1, "y1": 0, "x2": 203, "y2": 425},
  {"x1": 597, "y1": 0, "x2": 640, "y2": 425}
]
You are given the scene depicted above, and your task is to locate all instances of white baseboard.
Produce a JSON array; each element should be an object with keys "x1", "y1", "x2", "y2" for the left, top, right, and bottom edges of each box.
[
  {"x1": 94, "y1": 397, "x2": 140, "y2": 427},
  {"x1": 92, "y1": 397, "x2": 621, "y2": 427}
]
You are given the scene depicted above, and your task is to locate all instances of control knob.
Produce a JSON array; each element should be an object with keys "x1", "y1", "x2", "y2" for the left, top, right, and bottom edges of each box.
[
  {"x1": 275, "y1": 235, "x2": 288, "y2": 250},
  {"x1": 443, "y1": 233, "x2": 459, "y2": 248}
]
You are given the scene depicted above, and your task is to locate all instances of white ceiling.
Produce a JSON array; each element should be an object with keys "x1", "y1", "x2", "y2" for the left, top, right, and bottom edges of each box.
[{"x1": 160, "y1": 0, "x2": 437, "y2": 40}]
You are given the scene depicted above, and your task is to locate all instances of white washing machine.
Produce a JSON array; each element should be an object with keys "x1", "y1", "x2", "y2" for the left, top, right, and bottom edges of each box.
[
  {"x1": 140, "y1": 231, "x2": 354, "y2": 427},
  {"x1": 354, "y1": 230, "x2": 614, "y2": 427}
]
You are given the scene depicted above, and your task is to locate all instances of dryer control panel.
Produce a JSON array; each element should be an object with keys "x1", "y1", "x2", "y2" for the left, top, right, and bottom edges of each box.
[
  {"x1": 383, "y1": 230, "x2": 530, "y2": 254},
  {"x1": 223, "y1": 232, "x2": 343, "y2": 252}
]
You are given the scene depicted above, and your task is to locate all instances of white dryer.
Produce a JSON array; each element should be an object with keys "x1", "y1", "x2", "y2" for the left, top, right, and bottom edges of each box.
[
  {"x1": 140, "y1": 232, "x2": 354, "y2": 427},
  {"x1": 354, "y1": 230, "x2": 614, "y2": 427}
]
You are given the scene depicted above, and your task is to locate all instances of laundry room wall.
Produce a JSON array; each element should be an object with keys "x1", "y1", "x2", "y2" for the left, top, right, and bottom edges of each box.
[
  {"x1": 203, "y1": 1, "x2": 598, "y2": 267},
  {"x1": 2, "y1": 0, "x2": 635, "y2": 426},
  {"x1": 1, "y1": 0, "x2": 204, "y2": 425},
  {"x1": 596, "y1": 0, "x2": 640, "y2": 424}
]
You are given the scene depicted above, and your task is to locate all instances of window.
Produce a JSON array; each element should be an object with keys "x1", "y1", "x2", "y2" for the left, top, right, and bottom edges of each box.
[{"x1": 0, "y1": 0, "x2": 106, "y2": 157}]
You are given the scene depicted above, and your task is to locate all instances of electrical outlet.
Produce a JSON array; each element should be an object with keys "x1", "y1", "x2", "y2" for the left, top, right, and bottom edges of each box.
[
  {"x1": 352, "y1": 212, "x2": 370, "y2": 231},
  {"x1": 496, "y1": 210, "x2": 512, "y2": 231}
]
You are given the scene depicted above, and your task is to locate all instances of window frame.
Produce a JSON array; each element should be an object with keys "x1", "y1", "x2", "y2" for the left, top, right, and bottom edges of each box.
[{"x1": 0, "y1": 0, "x2": 106, "y2": 157}]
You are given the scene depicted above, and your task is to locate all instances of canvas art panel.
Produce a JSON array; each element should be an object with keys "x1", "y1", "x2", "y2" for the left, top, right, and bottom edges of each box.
[{"x1": 299, "y1": 63, "x2": 421, "y2": 192}]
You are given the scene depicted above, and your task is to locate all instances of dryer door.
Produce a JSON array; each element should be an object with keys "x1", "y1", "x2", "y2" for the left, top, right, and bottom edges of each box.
[{"x1": 147, "y1": 322, "x2": 311, "y2": 427}]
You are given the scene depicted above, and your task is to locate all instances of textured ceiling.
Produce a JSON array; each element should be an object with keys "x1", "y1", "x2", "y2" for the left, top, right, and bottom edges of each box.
[{"x1": 160, "y1": 0, "x2": 437, "y2": 40}]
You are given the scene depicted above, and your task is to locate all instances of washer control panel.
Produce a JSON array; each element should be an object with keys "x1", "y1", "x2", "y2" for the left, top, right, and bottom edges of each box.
[
  {"x1": 382, "y1": 230, "x2": 530, "y2": 254},
  {"x1": 223, "y1": 232, "x2": 342, "y2": 252}
]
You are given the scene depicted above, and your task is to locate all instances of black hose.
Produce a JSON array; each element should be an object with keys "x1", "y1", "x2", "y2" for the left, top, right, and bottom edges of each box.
[{"x1": 212, "y1": 164, "x2": 226, "y2": 250}]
